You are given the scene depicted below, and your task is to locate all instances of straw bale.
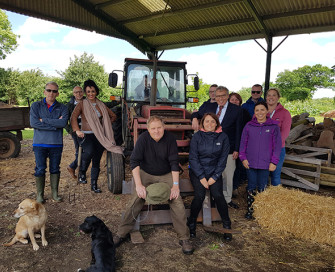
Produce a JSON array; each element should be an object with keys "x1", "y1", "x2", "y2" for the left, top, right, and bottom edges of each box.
[{"x1": 253, "y1": 186, "x2": 335, "y2": 246}]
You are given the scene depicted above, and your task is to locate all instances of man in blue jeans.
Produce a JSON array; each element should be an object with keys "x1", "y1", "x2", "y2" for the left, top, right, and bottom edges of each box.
[{"x1": 30, "y1": 81, "x2": 68, "y2": 203}]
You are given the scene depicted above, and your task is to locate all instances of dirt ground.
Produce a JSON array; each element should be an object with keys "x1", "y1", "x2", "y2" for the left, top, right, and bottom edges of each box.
[{"x1": 1, "y1": 135, "x2": 335, "y2": 272}]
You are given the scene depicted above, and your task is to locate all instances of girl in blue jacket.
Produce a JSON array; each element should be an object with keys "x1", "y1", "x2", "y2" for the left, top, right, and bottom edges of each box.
[
  {"x1": 188, "y1": 113, "x2": 232, "y2": 240},
  {"x1": 239, "y1": 101, "x2": 282, "y2": 219}
]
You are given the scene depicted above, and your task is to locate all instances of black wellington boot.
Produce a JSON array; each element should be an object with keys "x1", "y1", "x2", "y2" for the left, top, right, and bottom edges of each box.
[
  {"x1": 187, "y1": 217, "x2": 197, "y2": 238},
  {"x1": 91, "y1": 179, "x2": 102, "y2": 193},
  {"x1": 78, "y1": 171, "x2": 87, "y2": 184},
  {"x1": 245, "y1": 190, "x2": 256, "y2": 220},
  {"x1": 223, "y1": 220, "x2": 232, "y2": 241}
]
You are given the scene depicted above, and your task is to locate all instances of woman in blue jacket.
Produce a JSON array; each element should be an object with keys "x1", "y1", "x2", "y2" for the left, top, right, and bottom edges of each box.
[
  {"x1": 188, "y1": 112, "x2": 232, "y2": 240},
  {"x1": 239, "y1": 101, "x2": 282, "y2": 219}
]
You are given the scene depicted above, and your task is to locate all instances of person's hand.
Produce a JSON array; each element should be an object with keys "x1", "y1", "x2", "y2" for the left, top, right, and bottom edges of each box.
[
  {"x1": 136, "y1": 183, "x2": 147, "y2": 199},
  {"x1": 192, "y1": 118, "x2": 199, "y2": 131},
  {"x1": 170, "y1": 185, "x2": 180, "y2": 200},
  {"x1": 208, "y1": 178, "x2": 216, "y2": 186},
  {"x1": 200, "y1": 178, "x2": 209, "y2": 189},
  {"x1": 269, "y1": 163, "x2": 277, "y2": 172},
  {"x1": 59, "y1": 116, "x2": 63, "y2": 119},
  {"x1": 232, "y1": 151, "x2": 239, "y2": 160},
  {"x1": 39, "y1": 118, "x2": 42, "y2": 122},
  {"x1": 76, "y1": 131, "x2": 84, "y2": 138},
  {"x1": 242, "y1": 160, "x2": 249, "y2": 169}
]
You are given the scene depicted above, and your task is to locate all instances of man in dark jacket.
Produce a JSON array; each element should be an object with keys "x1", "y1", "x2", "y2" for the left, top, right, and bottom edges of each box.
[
  {"x1": 191, "y1": 84, "x2": 217, "y2": 131},
  {"x1": 65, "y1": 86, "x2": 84, "y2": 179},
  {"x1": 113, "y1": 116, "x2": 194, "y2": 255},
  {"x1": 191, "y1": 86, "x2": 242, "y2": 209},
  {"x1": 30, "y1": 81, "x2": 68, "y2": 203},
  {"x1": 241, "y1": 84, "x2": 264, "y2": 118}
]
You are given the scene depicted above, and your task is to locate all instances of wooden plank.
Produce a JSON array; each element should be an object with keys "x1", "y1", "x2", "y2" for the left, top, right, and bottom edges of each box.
[
  {"x1": 282, "y1": 167, "x2": 320, "y2": 178},
  {"x1": 285, "y1": 155, "x2": 322, "y2": 165},
  {"x1": 281, "y1": 179, "x2": 319, "y2": 191},
  {"x1": 286, "y1": 144, "x2": 332, "y2": 153},
  {"x1": 298, "y1": 151, "x2": 329, "y2": 158},
  {"x1": 202, "y1": 190, "x2": 212, "y2": 226},
  {"x1": 291, "y1": 133, "x2": 313, "y2": 144},
  {"x1": 281, "y1": 168, "x2": 319, "y2": 191},
  {"x1": 130, "y1": 231, "x2": 144, "y2": 244}
]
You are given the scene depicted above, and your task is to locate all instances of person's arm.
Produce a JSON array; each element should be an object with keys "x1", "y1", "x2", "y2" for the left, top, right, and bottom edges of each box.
[
  {"x1": 189, "y1": 133, "x2": 206, "y2": 180},
  {"x1": 29, "y1": 102, "x2": 56, "y2": 131},
  {"x1": 105, "y1": 106, "x2": 117, "y2": 123},
  {"x1": 210, "y1": 133, "x2": 230, "y2": 182},
  {"x1": 132, "y1": 166, "x2": 146, "y2": 199},
  {"x1": 239, "y1": 125, "x2": 249, "y2": 166},
  {"x1": 70, "y1": 102, "x2": 85, "y2": 138},
  {"x1": 42, "y1": 103, "x2": 69, "y2": 128},
  {"x1": 233, "y1": 107, "x2": 243, "y2": 158},
  {"x1": 170, "y1": 171, "x2": 180, "y2": 200},
  {"x1": 270, "y1": 126, "x2": 282, "y2": 168},
  {"x1": 191, "y1": 102, "x2": 208, "y2": 130}
]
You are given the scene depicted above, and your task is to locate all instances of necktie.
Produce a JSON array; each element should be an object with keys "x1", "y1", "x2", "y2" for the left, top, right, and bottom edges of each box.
[{"x1": 217, "y1": 105, "x2": 223, "y2": 117}]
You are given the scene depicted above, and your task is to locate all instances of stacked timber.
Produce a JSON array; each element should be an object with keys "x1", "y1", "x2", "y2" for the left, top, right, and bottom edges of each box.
[{"x1": 283, "y1": 112, "x2": 335, "y2": 189}]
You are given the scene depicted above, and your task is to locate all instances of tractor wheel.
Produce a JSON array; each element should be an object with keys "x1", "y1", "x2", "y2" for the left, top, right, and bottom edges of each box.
[
  {"x1": 106, "y1": 151, "x2": 124, "y2": 194},
  {"x1": 112, "y1": 106, "x2": 123, "y2": 146},
  {"x1": 0, "y1": 132, "x2": 21, "y2": 159}
]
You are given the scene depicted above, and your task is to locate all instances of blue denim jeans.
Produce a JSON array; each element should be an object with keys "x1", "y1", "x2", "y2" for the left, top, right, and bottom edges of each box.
[
  {"x1": 247, "y1": 168, "x2": 269, "y2": 192},
  {"x1": 33, "y1": 146, "x2": 63, "y2": 177},
  {"x1": 69, "y1": 132, "x2": 80, "y2": 170},
  {"x1": 270, "y1": 147, "x2": 286, "y2": 186}
]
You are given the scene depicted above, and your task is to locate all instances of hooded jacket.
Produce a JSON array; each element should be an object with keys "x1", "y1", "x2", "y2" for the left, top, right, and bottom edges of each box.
[
  {"x1": 189, "y1": 127, "x2": 230, "y2": 181},
  {"x1": 239, "y1": 117, "x2": 282, "y2": 169},
  {"x1": 267, "y1": 103, "x2": 291, "y2": 147}
]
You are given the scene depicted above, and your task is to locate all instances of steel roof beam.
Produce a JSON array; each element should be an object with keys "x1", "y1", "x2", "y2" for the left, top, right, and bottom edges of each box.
[
  {"x1": 95, "y1": 0, "x2": 130, "y2": 10},
  {"x1": 71, "y1": 0, "x2": 153, "y2": 53},
  {"x1": 243, "y1": 0, "x2": 270, "y2": 40}
]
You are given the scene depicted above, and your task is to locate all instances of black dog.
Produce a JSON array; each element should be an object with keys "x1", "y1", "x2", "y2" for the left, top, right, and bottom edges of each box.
[{"x1": 78, "y1": 215, "x2": 116, "y2": 272}]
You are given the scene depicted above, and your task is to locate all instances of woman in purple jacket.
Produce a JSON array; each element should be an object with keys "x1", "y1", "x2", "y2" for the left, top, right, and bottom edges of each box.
[{"x1": 239, "y1": 101, "x2": 282, "y2": 219}]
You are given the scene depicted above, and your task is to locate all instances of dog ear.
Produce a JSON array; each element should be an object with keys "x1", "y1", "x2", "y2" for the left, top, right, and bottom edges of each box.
[{"x1": 32, "y1": 201, "x2": 40, "y2": 214}]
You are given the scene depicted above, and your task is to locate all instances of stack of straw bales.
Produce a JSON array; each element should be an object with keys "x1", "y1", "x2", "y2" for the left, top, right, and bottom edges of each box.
[{"x1": 253, "y1": 186, "x2": 335, "y2": 246}]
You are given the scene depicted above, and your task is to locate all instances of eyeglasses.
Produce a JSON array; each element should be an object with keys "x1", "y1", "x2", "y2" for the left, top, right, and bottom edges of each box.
[
  {"x1": 209, "y1": 91, "x2": 215, "y2": 93},
  {"x1": 45, "y1": 89, "x2": 58, "y2": 93},
  {"x1": 252, "y1": 91, "x2": 261, "y2": 94},
  {"x1": 216, "y1": 94, "x2": 227, "y2": 98}
]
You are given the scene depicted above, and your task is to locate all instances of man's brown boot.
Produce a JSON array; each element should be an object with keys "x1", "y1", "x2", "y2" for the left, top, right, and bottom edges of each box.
[
  {"x1": 179, "y1": 239, "x2": 194, "y2": 255},
  {"x1": 67, "y1": 166, "x2": 77, "y2": 179}
]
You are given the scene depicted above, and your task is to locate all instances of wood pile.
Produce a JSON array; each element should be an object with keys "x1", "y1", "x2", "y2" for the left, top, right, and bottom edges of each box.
[{"x1": 283, "y1": 112, "x2": 335, "y2": 188}]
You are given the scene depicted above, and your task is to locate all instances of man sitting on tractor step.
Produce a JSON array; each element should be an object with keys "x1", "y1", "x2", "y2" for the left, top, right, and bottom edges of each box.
[{"x1": 113, "y1": 115, "x2": 194, "y2": 255}]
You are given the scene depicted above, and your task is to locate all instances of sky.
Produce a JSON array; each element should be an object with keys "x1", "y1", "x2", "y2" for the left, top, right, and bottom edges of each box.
[{"x1": 2, "y1": 10, "x2": 335, "y2": 98}]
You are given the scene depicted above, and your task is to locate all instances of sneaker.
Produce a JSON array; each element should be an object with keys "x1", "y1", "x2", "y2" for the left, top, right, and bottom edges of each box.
[
  {"x1": 228, "y1": 201, "x2": 239, "y2": 209},
  {"x1": 113, "y1": 235, "x2": 125, "y2": 248},
  {"x1": 67, "y1": 166, "x2": 77, "y2": 179},
  {"x1": 179, "y1": 239, "x2": 194, "y2": 255}
]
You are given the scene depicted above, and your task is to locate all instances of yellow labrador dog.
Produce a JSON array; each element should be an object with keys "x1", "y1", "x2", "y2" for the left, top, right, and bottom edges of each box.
[{"x1": 3, "y1": 199, "x2": 48, "y2": 251}]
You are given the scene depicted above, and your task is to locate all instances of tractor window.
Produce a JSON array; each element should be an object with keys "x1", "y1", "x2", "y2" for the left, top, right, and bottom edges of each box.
[{"x1": 126, "y1": 64, "x2": 185, "y2": 103}]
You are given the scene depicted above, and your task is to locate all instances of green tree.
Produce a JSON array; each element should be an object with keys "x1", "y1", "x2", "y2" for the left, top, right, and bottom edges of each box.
[
  {"x1": 237, "y1": 87, "x2": 251, "y2": 103},
  {"x1": 0, "y1": 10, "x2": 18, "y2": 60},
  {"x1": 275, "y1": 64, "x2": 335, "y2": 101},
  {"x1": 16, "y1": 69, "x2": 47, "y2": 104},
  {"x1": 57, "y1": 52, "x2": 115, "y2": 102},
  {"x1": 0, "y1": 68, "x2": 20, "y2": 104}
]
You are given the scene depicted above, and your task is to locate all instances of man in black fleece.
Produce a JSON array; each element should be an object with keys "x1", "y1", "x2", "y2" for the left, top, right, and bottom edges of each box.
[{"x1": 114, "y1": 116, "x2": 194, "y2": 255}]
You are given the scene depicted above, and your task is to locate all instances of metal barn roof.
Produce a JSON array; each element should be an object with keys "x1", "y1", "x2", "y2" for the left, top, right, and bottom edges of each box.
[{"x1": 0, "y1": 0, "x2": 334, "y2": 54}]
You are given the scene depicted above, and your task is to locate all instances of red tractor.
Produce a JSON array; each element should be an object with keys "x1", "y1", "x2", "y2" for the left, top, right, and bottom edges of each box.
[{"x1": 107, "y1": 57, "x2": 199, "y2": 193}]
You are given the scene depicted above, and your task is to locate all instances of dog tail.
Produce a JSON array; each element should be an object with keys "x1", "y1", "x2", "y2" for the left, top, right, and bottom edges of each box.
[{"x1": 3, "y1": 236, "x2": 18, "y2": 247}]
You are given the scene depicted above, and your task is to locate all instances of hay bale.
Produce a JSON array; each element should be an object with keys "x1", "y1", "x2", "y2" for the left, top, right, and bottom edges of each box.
[{"x1": 253, "y1": 186, "x2": 335, "y2": 246}]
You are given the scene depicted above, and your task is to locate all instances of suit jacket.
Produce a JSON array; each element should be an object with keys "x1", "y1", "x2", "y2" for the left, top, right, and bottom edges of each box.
[{"x1": 192, "y1": 102, "x2": 242, "y2": 154}]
